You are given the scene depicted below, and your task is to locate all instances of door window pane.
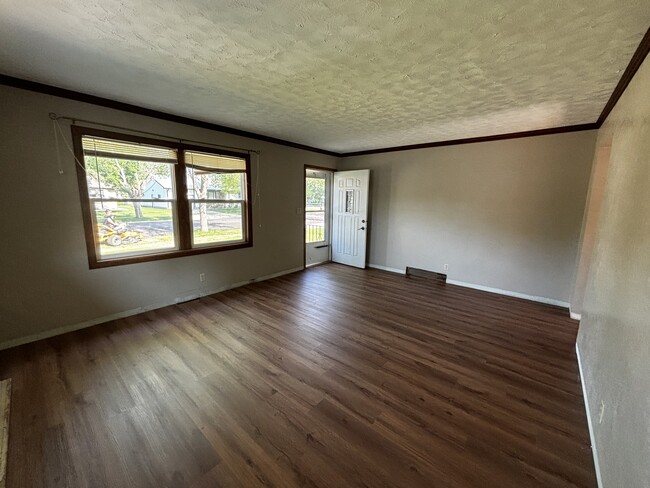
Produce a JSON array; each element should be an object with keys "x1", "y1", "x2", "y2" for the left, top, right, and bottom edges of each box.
[
  {"x1": 345, "y1": 190, "x2": 355, "y2": 213},
  {"x1": 306, "y1": 176, "x2": 326, "y2": 243}
]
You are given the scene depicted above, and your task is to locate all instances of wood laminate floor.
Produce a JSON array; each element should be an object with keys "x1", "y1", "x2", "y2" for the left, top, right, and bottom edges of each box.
[{"x1": 0, "y1": 264, "x2": 597, "y2": 487}]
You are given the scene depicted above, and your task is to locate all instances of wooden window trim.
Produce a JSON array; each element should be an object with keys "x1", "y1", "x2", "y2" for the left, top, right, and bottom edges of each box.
[{"x1": 71, "y1": 126, "x2": 253, "y2": 269}]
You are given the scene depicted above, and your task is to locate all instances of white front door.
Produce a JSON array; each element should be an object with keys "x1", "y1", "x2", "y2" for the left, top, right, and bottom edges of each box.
[{"x1": 332, "y1": 169, "x2": 370, "y2": 268}]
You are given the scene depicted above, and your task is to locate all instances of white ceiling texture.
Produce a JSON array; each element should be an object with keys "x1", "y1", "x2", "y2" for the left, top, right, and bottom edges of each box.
[{"x1": 1, "y1": 0, "x2": 648, "y2": 153}]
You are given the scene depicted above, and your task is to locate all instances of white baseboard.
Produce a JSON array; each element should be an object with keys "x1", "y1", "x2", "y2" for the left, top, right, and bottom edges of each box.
[
  {"x1": 446, "y1": 279, "x2": 570, "y2": 308},
  {"x1": 225, "y1": 266, "x2": 304, "y2": 291},
  {"x1": 570, "y1": 310, "x2": 582, "y2": 321},
  {"x1": 368, "y1": 263, "x2": 404, "y2": 274},
  {"x1": 576, "y1": 343, "x2": 604, "y2": 488},
  {"x1": 368, "y1": 263, "x2": 569, "y2": 308},
  {"x1": 0, "y1": 266, "x2": 304, "y2": 351}
]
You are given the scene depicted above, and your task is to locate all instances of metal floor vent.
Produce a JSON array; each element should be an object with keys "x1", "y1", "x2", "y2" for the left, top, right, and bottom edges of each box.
[{"x1": 405, "y1": 266, "x2": 447, "y2": 284}]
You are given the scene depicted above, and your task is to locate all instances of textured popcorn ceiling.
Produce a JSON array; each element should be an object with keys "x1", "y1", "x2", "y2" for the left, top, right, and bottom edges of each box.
[{"x1": 0, "y1": 0, "x2": 648, "y2": 153}]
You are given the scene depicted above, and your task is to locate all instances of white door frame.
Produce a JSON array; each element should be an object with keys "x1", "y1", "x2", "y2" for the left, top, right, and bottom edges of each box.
[{"x1": 304, "y1": 165, "x2": 334, "y2": 268}]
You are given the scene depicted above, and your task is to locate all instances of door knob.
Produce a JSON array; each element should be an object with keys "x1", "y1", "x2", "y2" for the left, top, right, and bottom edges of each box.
[{"x1": 359, "y1": 226, "x2": 365, "y2": 230}]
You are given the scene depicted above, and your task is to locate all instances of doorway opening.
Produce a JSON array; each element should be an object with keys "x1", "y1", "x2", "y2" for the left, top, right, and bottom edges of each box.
[{"x1": 304, "y1": 167, "x2": 333, "y2": 267}]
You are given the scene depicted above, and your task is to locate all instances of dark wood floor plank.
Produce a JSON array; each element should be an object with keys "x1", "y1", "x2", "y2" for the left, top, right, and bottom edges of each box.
[{"x1": 0, "y1": 264, "x2": 597, "y2": 487}]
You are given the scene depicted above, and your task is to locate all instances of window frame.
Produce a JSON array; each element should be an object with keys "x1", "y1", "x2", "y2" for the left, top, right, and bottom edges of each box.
[
  {"x1": 72, "y1": 126, "x2": 253, "y2": 269},
  {"x1": 184, "y1": 150, "x2": 248, "y2": 249},
  {"x1": 304, "y1": 174, "x2": 329, "y2": 244}
]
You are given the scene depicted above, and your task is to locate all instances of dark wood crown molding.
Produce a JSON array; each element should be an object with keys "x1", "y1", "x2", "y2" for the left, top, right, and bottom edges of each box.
[
  {"x1": 597, "y1": 26, "x2": 650, "y2": 126},
  {"x1": 0, "y1": 71, "x2": 597, "y2": 158},
  {"x1": 341, "y1": 124, "x2": 598, "y2": 157},
  {"x1": 2, "y1": 23, "x2": 649, "y2": 159},
  {"x1": 0, "y1": 74, "x2": 341, "y2": 157}
]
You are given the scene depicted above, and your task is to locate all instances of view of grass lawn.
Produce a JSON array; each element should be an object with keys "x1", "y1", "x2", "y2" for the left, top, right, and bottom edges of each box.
[
  {"x1": 94, "y1": 204, "x2": 172, "y2": 223},
  {"x1": 95, "y1": 204, "x2": 242, "y2": 224},
  {"x1": 99, "y1": 234, "x2": 175, "y2": 256},
  {"x1": 306, "y1": 226, "x2": 324, "y2": 242},
  {"x1": 193, "y1": 228, "x2": 243, "y2": 246},
  {"x1": 95, "y1": 202, "x2": 245, "y2": 257},
  {"x1": 113, "y1": 204, "x2": 172, "y2": 223},
  {"x1": 206, "y1": 206, "x2": 241, "y2": 215},
  {"x1": 99, "y1": 228, "x2": 244, "y2": 256}
]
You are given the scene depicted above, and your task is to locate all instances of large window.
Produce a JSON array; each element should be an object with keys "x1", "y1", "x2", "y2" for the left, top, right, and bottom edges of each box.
[
  {"x1": 185, "y1": 151, "x2": 247, "y2": 247},
  {"x1": 72, "y1": 127, "x2": 252, "y2": 268}
]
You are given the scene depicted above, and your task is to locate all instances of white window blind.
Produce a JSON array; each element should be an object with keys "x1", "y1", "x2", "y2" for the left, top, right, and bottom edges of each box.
[
  {"x1": 82, "y1": 136, "x2": 177, "y2": 163},
  {"x1": 184, "y1": 150, "x2": 246, "y2": 172}
]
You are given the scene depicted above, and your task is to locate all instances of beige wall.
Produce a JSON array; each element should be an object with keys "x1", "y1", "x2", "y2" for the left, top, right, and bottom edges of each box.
[
  {"x1": 340, "y1": 131, "x2": 597, "y2": 304},
  {"x1": 571, "y1": 144, "x2": 611, "y2": 316},
  {"x1": 577, "y1": 55, "x2": 650, "y2": 487},
  {"x1": 0, "y1": 85, "x2": 337, "y2": 347}
]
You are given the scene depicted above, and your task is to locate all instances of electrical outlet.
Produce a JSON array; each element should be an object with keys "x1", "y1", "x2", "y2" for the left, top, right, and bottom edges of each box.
[
  {"x1": 443, "y1": 264, "x2": 449, "y2": 271},
  {"x1": 199, "y1": 273, "x2": 206, "y2": 282},
  {"x1": 599, "y1": 401, "x2": 605, "y2": 424}
]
